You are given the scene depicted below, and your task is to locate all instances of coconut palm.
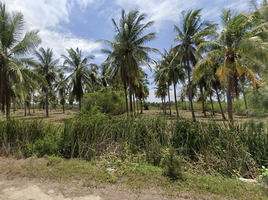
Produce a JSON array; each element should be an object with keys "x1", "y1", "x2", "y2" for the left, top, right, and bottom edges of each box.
[
  {"x1": 0, "y1": 3, "x2": 41, "y2": 117},
  {"x1": 156, "y1": 48, "x2": 186, "y2": 117},
  {"x1": 56, "y1": 73, "x2": 69, "y2": 113},
  {"x1": 61, "y1": 47, "x2": 97, "y2": 110},
  {"x1": 173, "y1": 9, "x2": 218, "y2": 121},
  {"x1": 99, "y1": 9, "x2": 159, "y2": 114},
  {"x1": 34, "y1": 47, "x2": 60, "y2": 117},
  {"x1": 199, "y1": 9, "x2": 265, "y2": 123}
]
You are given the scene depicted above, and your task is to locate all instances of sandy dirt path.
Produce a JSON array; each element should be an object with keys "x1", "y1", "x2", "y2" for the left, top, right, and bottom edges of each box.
[{"x1": 0, "y1": 179, "x2": 101, "y2": 200}]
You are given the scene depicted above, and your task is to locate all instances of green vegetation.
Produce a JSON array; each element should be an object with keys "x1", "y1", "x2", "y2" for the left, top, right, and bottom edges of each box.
[
  {"x1": 81, "y1": 88, "x2": 126, "y2": 115},
  {"x1": 1, "y1": 115, "x2": 268, "y2": 178}
]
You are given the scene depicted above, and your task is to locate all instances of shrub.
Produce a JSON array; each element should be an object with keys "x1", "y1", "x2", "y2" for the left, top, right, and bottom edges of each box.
[
  {"x1": 82, "y1": 88, "x2": 126, "y2": 115},
  {"x1": 259, "y1": 166, "x2": 268, "y2": 185}
]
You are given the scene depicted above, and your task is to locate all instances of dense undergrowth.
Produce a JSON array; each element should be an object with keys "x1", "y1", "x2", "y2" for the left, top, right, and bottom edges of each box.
[{"x1": 0, "y1": 111, "x2": 268, "y2": 180}]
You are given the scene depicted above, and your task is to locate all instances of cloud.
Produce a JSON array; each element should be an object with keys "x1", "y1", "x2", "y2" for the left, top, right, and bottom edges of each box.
[
  {"x1": 2, "y1": 0, "x2": 103, "y2": 63},
  {"x1": 114, "y1": 0, "x2": 251, "y2": 30},
  {"x1": 38, "y1": 29, "x2": 102, "y2": 60},
  {"x1": 3, "y1": 0, "x2": 70, "y2": 29}
]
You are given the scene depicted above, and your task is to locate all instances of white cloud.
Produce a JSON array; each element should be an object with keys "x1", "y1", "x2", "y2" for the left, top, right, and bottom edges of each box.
[
  {"x1": 38, "y1": 29, "x2": 102, "y2": 60},
  {"x1": 114, "y1": 0, "x2": 251, "y2": 30},
  {"x1": 2, "y1": 0, "x2": 103, "y2": 63},
  {"x1": 3, "y1": 0, "x2": 70, "y2": 29}
]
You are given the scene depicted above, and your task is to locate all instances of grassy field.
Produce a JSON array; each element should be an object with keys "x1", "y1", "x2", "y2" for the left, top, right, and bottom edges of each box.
[{"x1": 1, "y1": 156, "x2": 267, "y2": 199}]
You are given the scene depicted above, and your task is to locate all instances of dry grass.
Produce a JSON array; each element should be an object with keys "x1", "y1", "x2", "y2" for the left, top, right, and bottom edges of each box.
[
  {"x1": 0, "y1": 107, "x2": 251, "y2": 125},
  {"x1": 0, "y1": 108, "x2": 77, "y2": 124}
]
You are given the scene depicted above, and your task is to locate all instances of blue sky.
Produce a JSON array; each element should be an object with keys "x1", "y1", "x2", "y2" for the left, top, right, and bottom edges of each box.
[{"x1": 4, "y1": 0, "x2": 254, "y2": 102}]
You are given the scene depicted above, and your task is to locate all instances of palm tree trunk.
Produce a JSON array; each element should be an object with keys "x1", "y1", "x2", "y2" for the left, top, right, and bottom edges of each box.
[
  {"x1": 79, "y1": 98, "x2": 81, "y2": 110},
  {"x1": 133, "y1": 94, "x2": 135, "y2": 115},
  {"x1": 227, "y1": 76, "x2": 233, "y2": 124},
  {"x1": 129, "y1": 79, "x2": 133, "y2": 114},
  {"x1": 164, "y1": 95, "x2": 166, "y2": 114},
  {"x1": 215, "y1": 86, "x2": 226, "y2": 120},
  {"x1": 137, "y1": 99, "x2": 139, "y2": 114},
  {"x1": 200, "y1": 85, "x2": 206, "y2": 117},
  {"x1": 209, "y1": 92, "x2": 215, "y2": 115},
  {"x1": 186, "y1": 58, "x2": 196, "y2": 122},
  {"x1": 63, "y1": 103, "x2": 65, "y2": 114},
  {"x1": 45, "y1": 89, "x2": 49, "y2": 117},
  {"x1": 1, "y1": 94, "x2": 5, "y2": 115},
  {"x1": 24, "y1": 100, "x2": 27, "y2": 116},
  {"x1": 241, "y1": 82, "x2": 248, "y2": 117},
  {"x1": 124, "y1": 85, "x2": 128, "y2": 116},
  {"x1": 28, "y1": 103, "x2": 30, "y2": 115},
  {"x1": 140, "y1": 99, "x2": 143, "y2": 114},
  {"x1": 6, "y1": 84, "x2": 11, "y2": 118},
  {"x1": 173, "y1": 83, "x2": 179, "y2": 118},
  {"x1": 168, "y1": 86, "x2": 171, "y2": 117},
  {"x1": 33, "y1": 92, "x2": 35, "y2": 113}
]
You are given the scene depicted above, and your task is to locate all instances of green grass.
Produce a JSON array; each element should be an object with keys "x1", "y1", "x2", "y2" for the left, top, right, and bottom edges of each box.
[{"x1": 1, "y1": 156, "x2": 267, "y2": 199}]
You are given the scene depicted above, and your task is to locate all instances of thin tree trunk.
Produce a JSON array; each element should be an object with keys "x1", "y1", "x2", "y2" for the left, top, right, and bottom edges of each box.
[
  {"x1": 63, "y1": 103, "x2": 65, "y2": 113},
  {"x1": 209, "y1": 92, "x2": 215, "y2": 115},
  {"x1": 24, "y1": 100, "x2": 27, "y2": 116},
  {"x1": 5, "y1": 81, "x2": 11, "y2": 117},
  {"x1": 227, "y1": 76, "x2": 233, "y2": 124},
  {"x1": 46, "y1": 89, "x2": 49, "y2": 117},
  {"x1": 181, "y1": 98, "x2": 184, "y2": 110},
  {"x1": 1, "y1": 94, "x2": 5, "y2": 115},
  {"x1": 186, "y1": 57, "x2": 196, "y2": 122},
  {"x1": 133, "y1": 94, "x2": 135, "y2": 115},
  {"x1": 173, "y1": 83, "x2": 179, "y2": 117},
  {"x1": 188, "y1": 94, "x2": 191, "y2": 111},
  {"x1": 129, "y1": 79, "x2": 133, "y2": 114},
  {"x1": 137, "y1": 99, "x2": 139, "y2": 114},
  {"x1": 168, "y1": 86, "x2": 171, "y2": 117},
  {"x1": 141, "y1": 99, "x2": 143, "y2": 114},
  {"x1": 200, "y1": 85, "x2": 206, "y2": 117},
  {"x1": 28, "y1": 103, "x2": 30, "y2": 115},
  {"x1": 164, "y1": 95, "x2": 166, "y2": 114},
  {"x1": 13, "y1": 102, "x2": 15, "y2": 114},
  {"x1": 242, "y1": 83, "x2": 248, "y2": 117},
  {"x1": 124, "y1": 85, "x2": 128, "y2": 116},
  {"x1": 33, "y1": 92, "x2": 35, "y2": 113},
  {"x1": 216, "y1": 86, "x2": 226, "y2": 120},
  {"x1": 79, "y1": 98, "x2": 81, "y2": 110}
]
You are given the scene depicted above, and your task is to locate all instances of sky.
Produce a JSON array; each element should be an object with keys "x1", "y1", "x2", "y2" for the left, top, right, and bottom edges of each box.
[{"x1": 3, "y1": 0, "x2": 254, "y2": 102}]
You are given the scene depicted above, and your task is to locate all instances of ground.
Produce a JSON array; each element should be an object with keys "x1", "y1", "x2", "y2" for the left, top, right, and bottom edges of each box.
[
  {"x1": 0, "y1": 108, "x2": 249, "y2": 124},
  {"x1": 0, "y1": 157, "x2": 231, "y2": 200}
]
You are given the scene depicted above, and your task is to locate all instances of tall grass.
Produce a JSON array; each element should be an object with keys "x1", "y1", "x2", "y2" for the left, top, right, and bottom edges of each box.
[{"x1": 0, "y1": 114, "x2": 267, "y2": 178}]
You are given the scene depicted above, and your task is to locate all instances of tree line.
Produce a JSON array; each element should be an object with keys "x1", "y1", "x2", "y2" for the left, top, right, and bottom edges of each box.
[{"x1": 1, "y1": 1, "x2": 268, "y2": 123}]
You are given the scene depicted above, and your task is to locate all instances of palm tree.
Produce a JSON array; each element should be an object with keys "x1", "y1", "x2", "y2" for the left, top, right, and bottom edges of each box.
[
  {"x1": 61, "y1": 47, "x2": 97, "y2": 110},
  {"x1": 156, "y1": 48, "x2": 186, "y2": 117},
  {"x1": 34, "y1": 47, "x2": 60, "y2": 117},
  {"x1": 200, "y1": 9, "x2": 265, "y2": 123},
  {"x1": 135, "y1": 76, "x2": 149, "y2": 114},
  {"x1": 56, "y1": 73, "x2": 68, "y2": 113},
  {"x1": 0, "y1": 3, "x2": 41, "y2": 117},
  {"x1": 173, "y1": 9, "x2": 217, "y2": 121},
  {"x1": 99, "y1": 8, "x2": 159, "y2": 114}
]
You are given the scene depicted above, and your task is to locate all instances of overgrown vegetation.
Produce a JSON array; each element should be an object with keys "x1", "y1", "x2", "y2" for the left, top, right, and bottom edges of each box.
[
  {"x1": 81, "y1": 88, "x2": 126, "y2": 115},
  {"x1": 1, "y1": 114, "x2": 267, "y2": 180}
]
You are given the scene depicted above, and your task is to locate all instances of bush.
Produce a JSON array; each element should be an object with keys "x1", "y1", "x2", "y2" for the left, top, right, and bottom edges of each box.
[
  {"x1": 259, "y1": 166, "x2": 268, "y2": 185},
  {"x1": 161, "y1": 147, "x2": 183, "y2": 180},
  {"x1": 82, "y1": 88, "x2": 126, "y2": 115}
]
